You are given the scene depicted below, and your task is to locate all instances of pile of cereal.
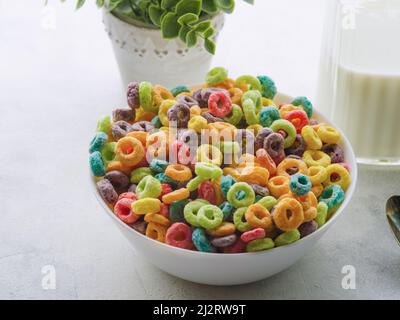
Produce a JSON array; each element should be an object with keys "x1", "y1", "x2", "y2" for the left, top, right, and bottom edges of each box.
[{"x1": 89, "y1": 67, "x2": 351, "y2": 253}]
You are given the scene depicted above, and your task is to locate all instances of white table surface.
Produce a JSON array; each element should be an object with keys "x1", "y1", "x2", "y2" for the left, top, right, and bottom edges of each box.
[{"x1": 0, "y1": 0, "x2": 399, "y2": 300}]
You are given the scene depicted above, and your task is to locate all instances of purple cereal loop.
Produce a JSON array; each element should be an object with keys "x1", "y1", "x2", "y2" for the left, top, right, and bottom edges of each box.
[
  {"x1": 131, "y1": 121, "x2": 155, "y2": 132},
  {"x1": 322, "y1": 144, "x2": 345, "y2": 163},
  {"x1": 248, "y1": 183, "x2": 270, "y2": 196},
  {"x1": 263, "y1": 133, "x2": 285, "y2": 158},
  {"x1": 210, "y1": 234, "x2": 238, "y2": 248},
  {"x1": 104, "y1": 170, "x2": 130, "y2": 194},
  {"x1": 128, "y1": 184, "x2": 137, "y2": 193},
  {"x1": 193, "y1": 88, "x2": 228, "y2": 107},
  {"x1": 127, "y1": 82, "x2": 140, "y2": 109},
  {"x1": 167, "y1": 104, "x2": 191, "y2": 128},
  {"x1": 202, "y1": 112, "x2": 224, "y2": 123},
  {"x1": 97, "y1": 179, "x2": 118, "y2": 204},
  {"x1": 255, "y1": 128, "x2": 273, "y2": 150},
  {"x1": 299, "y1": 220, "x2": 318, "y2": 238},
  {"x1": 130, "y1": 221, "x2": 147, "y2": 234},
  {"x1": 285, "y1": 134, "x2": 306, "y2": 157},
  {"x1": 112, "y1": 108, "x2": 135, "y2": 122},
  {"x1": 111, "y1": 120, "x2": 133, "y2": 140},
  {"x1": 176, "y1": 95, "x2": 198, "y2": 107}
]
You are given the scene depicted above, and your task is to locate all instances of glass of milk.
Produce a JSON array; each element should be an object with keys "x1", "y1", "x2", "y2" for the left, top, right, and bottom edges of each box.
[{"x1": 317, "y1": 0, "x2": 400, "y2": 166}]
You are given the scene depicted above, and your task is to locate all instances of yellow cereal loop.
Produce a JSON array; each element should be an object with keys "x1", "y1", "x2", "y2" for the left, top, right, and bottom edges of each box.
[
  {"x1": 301, "y1": 125, "x2": 322, "y2": 150},
  {"x1": 188, "y1": 115, "x2": 208, "y2": 133},
  {"x1": 158, "y1": 99, "x2": 175, "y2": 127},
  {"x1": 302, "y1": 150, "x2": 332, "y2": 167},
  {"x1": 324, "y1": 164, "x2": 351, "y2": 191},
  {"x1": 317, "y1": 125, "x2": 341, "y2": 144},
  {"x1": 262, "y1": 98, "x2": 276, "y2": 107},
  {"x1": 308, "y1": 166, "x2": 328, "y2": 185},
  {"x1": 190, "y1": 105, "x2": 202, "y2": 118},
  {"x1": 131, "y1": 198, "x2": 161, "y2": 215}
]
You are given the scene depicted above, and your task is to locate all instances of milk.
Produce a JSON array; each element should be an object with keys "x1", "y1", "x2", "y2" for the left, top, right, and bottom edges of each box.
[
  {"x1": 333, "y1": 66, "x2": 400, "y2": 162},
  {"x1": 317, "y1": 0, "x2": 400, "y2": 164}
]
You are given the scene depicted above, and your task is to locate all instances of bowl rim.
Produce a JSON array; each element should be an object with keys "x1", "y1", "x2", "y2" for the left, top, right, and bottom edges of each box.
[{"x1": 90, "y1": 93, "x2": 358, "y2": 257}]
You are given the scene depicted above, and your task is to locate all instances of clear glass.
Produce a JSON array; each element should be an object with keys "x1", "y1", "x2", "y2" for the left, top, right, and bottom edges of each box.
[{"x1": 317, "y1": 0, "x2": 400, "y2": 166}]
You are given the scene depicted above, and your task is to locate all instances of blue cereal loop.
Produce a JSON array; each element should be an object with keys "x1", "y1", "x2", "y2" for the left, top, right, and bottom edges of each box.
[
  {"x1": 259, "y1": 106, "x2": 280, "y2": 127},
  {"x1": 89, "y1": 151, "x2": 106, "y2": 177},
  {"x1": 292, "y1": 96, "x2": 313, "y2": 118},
  {"x1": 290, "y1": 174, "x2": 312, "y2": 197},
  {"x1": 319, "y1": 184, "x2": 345, "y2": 210},
  {"x1": 192, "y1": 228, "x2": 216, "y2": 253},
  {"x1": 257, "y1": 75, "x2": 277, "y2": 99},
  {"x1": 89, "y1": 132, "x2": 108, "y2": 153},
  {"x1": 171, "y1": 85, "x2": 190, "y2": 97}
]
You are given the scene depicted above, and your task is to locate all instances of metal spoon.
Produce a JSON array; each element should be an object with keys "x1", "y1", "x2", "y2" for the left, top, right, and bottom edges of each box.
[{"x1": 386, "y1": 196, "x2": 400, "y2": 246}]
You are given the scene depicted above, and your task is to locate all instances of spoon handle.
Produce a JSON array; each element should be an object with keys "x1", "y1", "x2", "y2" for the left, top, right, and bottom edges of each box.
[{"x1": 387, "y1": 196, "x2": 400, "y2": 245}]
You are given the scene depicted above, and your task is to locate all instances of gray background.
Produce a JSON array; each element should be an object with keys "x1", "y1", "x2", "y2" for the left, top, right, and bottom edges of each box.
[{"x1": 0, "y1": 0, "x2": 399, "y2": 299}]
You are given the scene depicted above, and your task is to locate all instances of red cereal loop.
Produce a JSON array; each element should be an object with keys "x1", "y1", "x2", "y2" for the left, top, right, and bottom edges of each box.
[
  {"x1": 284, "y1": 110, "x2": 309, "y2": 133},
  {"x1": 240, "y1": 228, "x2": 266, "y2": 243},
  {"x1": 118, "y1": 192, "x2": 137, "y2": 201},
  {"x1": 208, "y1": 91, "x2": 233, "y2": 118},
  {"x1": 160, "y1": 203, "x2": 170, "y2": 218},
  {"x1": 165, "y1": 222, "x2": 193, "y2": 249},
  {"x1": 114, "y1": 198, "x2": 140, "y2": 224},
  {"x1": 198, "y1": 181, "x2": 217, "y2": 205},
  {"x1": 160, "y1": 183, "x2": 173, "y2": 197},
  {"x1": 224, "y1": 239, "x2": 247, "y2": 253}
]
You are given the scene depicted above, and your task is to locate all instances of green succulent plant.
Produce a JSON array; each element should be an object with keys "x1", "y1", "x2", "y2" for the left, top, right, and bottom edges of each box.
[{"x1": 74, "y1": 0, "x2": 254, "y2": 54}]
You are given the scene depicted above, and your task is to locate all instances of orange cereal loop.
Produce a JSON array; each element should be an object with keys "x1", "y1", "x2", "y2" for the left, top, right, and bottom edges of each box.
[
  {"x1": 153, "y1": 85, "x2": 174, "y2": 100},
  {"x1": 279, "y1": 104, "x2": 302, "y2": 118},
  {"x1": 208, "y1": 122, "x2": 237, "y2": 140},
  {"x1": 277, "y1": 158, "x2": 308, "y2": 177},
  {"x1": 165, "y1": 164, "x2": 192, "y2": 182},
  {"x1": 311, "y1": 184, "x2": 324, "y2": 197},
  {"x1": 115, "y1": 136, "x2": 145, "y2": 166},
  {"x1": 267, "y1": 176, "x2": 290, "y2": 198},
  {"x1": 212, "y1": 178, "x2": 225, "y2": 206},
  {"x1": 106, "y1": 160, "x2": 133, "y2": 175},
  {"x1": 146, "y1": 222, "x2": 167, "y2": 242},
  {"x1": 215, "y1": 78, "x2": 235, "y2": 90},
  {"x1": 207, "y1": 222, "x2": 236, "y2": 237},
  {"x1": 228, "y1": 87, "x2": 243, "y2": 105},
  {"x1": 238, "y1": 166, "x2": 270, "y2": 187},
  {"x1": 237, "y1": 153, "x2": 260, "y2": 168},
  {"x1": 245, "y1": 204, "x2": 273, "y2": 229},
  {"x1": 255, "y1": 148, "x2": 277, "y2": 176},
  {"x1": 127, "y1": 131, "x2": 148, "y2": 146},
  {"x1": 235, "y1": 81, "x2": 249, "y2": 92},
  {"x1": 144, "y1": 213, "x2": 171, "y2": 227},
  {"x1": 162, "y1": 188, "x2": 190, "y2": 204},
  {"x1": 273, "y1": 198, "x2": 304, "y2": 232},
  {"x1": 223, "y1": 167, "x2": 240, "y2": 180}
]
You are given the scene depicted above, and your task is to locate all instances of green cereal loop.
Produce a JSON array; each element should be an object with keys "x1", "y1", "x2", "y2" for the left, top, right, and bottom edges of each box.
[
  {"x1": 130, "y1": 167, "x2": 153, "y2": 184},
  {"x1": 292, "y1": 96, "x2": 313, "y2": 118},
  {"x1": 224, "y1": 104, "x2": 243, "y2": 125},
  {"x1": 315, "y1": 201, "x2": 328, "y2": 228},
  {"x1": 274, "y1": 230, "x2": 301, "y2": 247},
  {"x1": 150, "y1": 159, "x2": 169, "y2": 174},
  {"x1": 206, "y1": 67, "x2": 228, "y2": 85},
  {"x1": 197, "y1": 205, "x2": 224, "y2": 230},
  {"x1": 236, "y1": 75, "x2": 262, "y2": 92},
  {"x1": 89, "y1": 151, "x2": 106, "y2": 177},
  {"x1": 171, "y1": 85, "x2": 190, "y2": 97},
  {"x1": 186, "y1": 176, "x2": 207, "y2": 192},
  {"x1": 259, "y1": 106, "x2": 280, "y2": 127},
  {"x1": 233, "y1": 207, "x2": 252, "y2": 232},
  {"x1": 135, "y1": 175, "x2": 162, "y2": 199},
  {"x1": 97, "y1": 115, "x2": 111, "y2": 134},
  {"x1": 139, "y1": 81, "x2": 156, "y2": 113},
  {"x1": 195, "y1": 162, "x2": 223, "y2": 180},
  {"x1": 227, "y1": 182, "x2": 256, "y2": 208},
  {"x1": 170, "y1": 199, "x2": 190, "y2": 222},
  {"x1": 101, "y1": 142, "x2": 116, "y2": 162},
  {"x1": 242, "y1": 90, "x2": 263, "y2": 112},
  {"x1": 246, "y1": 238, "x2": 275, "y2": 252},
  {"x1": 219, "y1": 201, "x2": 234, "y2": 220},
  {"x1": 257, "y1": 196, "x2": 277, "y2": 211},
  {"x1": 242, "y1": 99, "x2": 259, "y2": 125},
  {"x1": 257, "y1": 75, "x2": 277, "y2": 99},
  {"x1": 184, "y1": 199, "x2": 210, "y2": 227},
  {"x1": 270, "y1": 119, "x2": 297, "y2": 148}
]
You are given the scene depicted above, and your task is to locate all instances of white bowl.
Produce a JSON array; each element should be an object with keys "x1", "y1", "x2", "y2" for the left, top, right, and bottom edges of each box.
[{"x1": 90, "y1": 93, "x2": 358, "y2": 286}]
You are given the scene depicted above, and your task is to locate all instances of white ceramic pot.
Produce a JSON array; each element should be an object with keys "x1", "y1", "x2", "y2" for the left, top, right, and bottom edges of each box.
[
  {"x1": 90, "y1": 93, "x2": 358, "y2": 286},
  {"x1": 102, "y1": 10, "x2": 225, "y2": 89}
]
